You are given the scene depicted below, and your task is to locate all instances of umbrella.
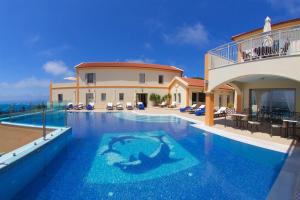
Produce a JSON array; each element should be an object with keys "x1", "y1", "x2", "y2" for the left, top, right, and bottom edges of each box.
[
  {"x1": 263, "y1": 16, "x2": 273, "y2": 47},
  {"x1": 64, "y1": 77, "x2": 77, "y2": 81}
]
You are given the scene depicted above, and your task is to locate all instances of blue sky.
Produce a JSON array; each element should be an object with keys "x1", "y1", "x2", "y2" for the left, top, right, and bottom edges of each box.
[{"x1": 0, "y1": 0, "x2": 299, "y2": 103}]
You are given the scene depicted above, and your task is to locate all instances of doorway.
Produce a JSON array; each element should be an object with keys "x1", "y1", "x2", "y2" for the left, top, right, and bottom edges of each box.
[
  {"x1": 136, "y1": 93, "x2": 148, "y2": 107},
  {"x1": 86, "y1": 93, "x2": 94, "y2": 105}
]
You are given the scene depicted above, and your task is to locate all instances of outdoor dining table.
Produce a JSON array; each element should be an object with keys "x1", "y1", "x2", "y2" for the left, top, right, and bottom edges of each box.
[
  {"x1": 230, "y1": 113, "x2": 248, "y2": 128},
  {"x1": 282, "y1": 119, "x2": 300, "y2": 138}
]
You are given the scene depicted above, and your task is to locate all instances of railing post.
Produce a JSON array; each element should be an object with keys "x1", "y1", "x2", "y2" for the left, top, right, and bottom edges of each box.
[
  {"x1": 42, "y1": 108, "x2": 46, "y2": 140},
  {"x1": 227, "y1": 44, "x2": 230, "y2": 64},
  {"x1": 64, "y1": 108, "x2": 67, "y2": 127}
]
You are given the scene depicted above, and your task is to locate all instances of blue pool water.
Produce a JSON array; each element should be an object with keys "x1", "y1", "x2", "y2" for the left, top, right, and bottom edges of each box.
[{"x1": 9, "y1": 112, "x2": 286, "y2": 200}]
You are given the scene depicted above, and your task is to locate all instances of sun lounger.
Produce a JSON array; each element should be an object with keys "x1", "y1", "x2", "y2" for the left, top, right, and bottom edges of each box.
[
  {"x1": 214, "y1": 107, "x2": 227, "y2": 117},
  {"x1": 180, "y1": 106, "x2": 191, "y2": 112},
  {"x1": 180, "y1": 104, "x2": 197, "y2": 112},
  {"x1": 137, "y1": 102, "x2": 145, "y2": 110},
  {"x1": 106, "y1": 102, "x2": 113, "y2": 110},
  {"x1": 159, "y1": 101, "x2": 167, "y2": 107},
  {"x1": 126, "y1": 102, "x2": 133, "y2": 110},
  {"x1": 116, "y1": 102, "x2": 124, "y2": 110},
  {"x1": 74, "y1": 103, "x2": 84, "y2": 110},
  {"x1": 188, "y1": 104, "x2": 204, "y2": 114},
  {"x1": 87, "y1": 102, "x2": 95, "y2": 110},
  {"x1": 195, "y1": 107, "x2": 206, "y2": 116},
  {"x1": 66, "y1": 102, "x2": 74, "y2": 110},
  {"x1": 168, "y1": 101, "x2": 176, "y2": 108}
]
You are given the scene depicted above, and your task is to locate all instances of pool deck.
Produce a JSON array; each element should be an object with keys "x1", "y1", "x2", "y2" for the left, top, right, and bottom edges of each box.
[{"x1": 0, "y1": 124, "x2": 52, "y2": 154}]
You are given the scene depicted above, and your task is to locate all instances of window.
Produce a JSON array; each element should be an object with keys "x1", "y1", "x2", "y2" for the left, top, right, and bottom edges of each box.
[
  {"x1": 178, "y1": 93, "x2": 181, "y2": 103},
  {"x1": 119, "y1": 93, "x2": 124, "y2": 101},
  {"x1": 192, "y1": 93, "x2": 197, "y2": 104},
  {"x1": 86, "y1": 73, "x2": 95, "y2": 84},
  {"x1": 58, "y1": 94, "x2": 63, "y2": 103},
  {"x1": 173, "y1": 93, "x2": 176, "y2": 102},
  {"x1": 158, "y1": 75, "x2": 164, "y2": 84},
  {"x1": 139, "y1": 73, "x2": 145, "y2": 83},
  {"x1": 219, "y1": 95, "x2": 223, "y2": 107},
  {"x1": 101, "y1": 93, "x2": 106, "y2": 101},
  {"x1": 198, "y1": 93, "x2": 205, "y2": 102},
  {"x1": 227, "y1": 95, "x2": 231, "y2": 106}
]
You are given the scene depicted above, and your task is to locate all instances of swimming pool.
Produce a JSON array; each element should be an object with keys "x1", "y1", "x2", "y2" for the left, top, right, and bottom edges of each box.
[{"x1": 7, "y1": 112, "x2": 286, "y2": 200}]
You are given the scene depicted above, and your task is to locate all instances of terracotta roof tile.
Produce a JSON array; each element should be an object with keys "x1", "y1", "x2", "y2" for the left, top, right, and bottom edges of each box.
[{"x1": 75, "y1": 62, "x2": 183, "y2": 72}]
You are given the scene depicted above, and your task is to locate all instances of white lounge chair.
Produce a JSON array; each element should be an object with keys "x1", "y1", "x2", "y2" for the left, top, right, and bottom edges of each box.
[
  {"x1": 106, "y1": 102, "x2": 113, "y2": 110},
  {"x1": 214, "y1": 107, "x2": 227, "y2": 117},
  {"x1": 66, "y1": 102, "x2": 74, "y2": 110},
  {"x1": 168, "y1": 101, "x2": 176, "y2": 108},
  {"x1": 126, "y1": 102, "x2": 133, "y2": 110},
  {"x1": 116, "y1": 102, "x2": 124, "y2": 110},
  {"x1": 188, "y1": 104, "x2": 205, "y2": 113},
  {"x1": 74, "y1": 102, "x2": 84, "y2": 110},
  {"x1": 159, "y1": 101, "x2": 167, "y2": 107}
]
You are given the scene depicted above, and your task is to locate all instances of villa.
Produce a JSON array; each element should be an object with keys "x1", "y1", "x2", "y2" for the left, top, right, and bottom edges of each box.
[
  {"x1": 50, "y1": 62, "x2": 234, "y2": 109},
  {"x1": 1, "y1": 17, "x2": 300, "y2": 200}
]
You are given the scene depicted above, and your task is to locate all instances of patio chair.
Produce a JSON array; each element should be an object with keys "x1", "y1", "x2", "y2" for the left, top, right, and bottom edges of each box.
[
  {"x1": 247, "y1": 120, "x2": 261, "y2": 133},
  {"x1": 137, "y1": 102, "x2": 145, "y2": 110},
  {"x1": 270, "y1": 121, "x2": 283, "y2": 137},
  {"x1": 224, "y1": 108, "x2": 236, "y2": 127},
  {"x1": 168, "y1": 101, "x2": 176, "y2": 108},
  {"x1": 126, "y1": 102, "x2": 133, "y2": 110},
  {"x1": 116, "y1": 102, "x2": 124, "y2": 110},
  {"x1": 214, "y1": 107, "x2": 227, "y2": 118},
  {"x1": 106, "y1": 102, "x2": 113, "y2": 110},
  {"x1": 86, "y1": 102, "x2": 95, "y2": 110},
  {"x1": 159, "y1": 101, "x2": 167, "y2": 107}
]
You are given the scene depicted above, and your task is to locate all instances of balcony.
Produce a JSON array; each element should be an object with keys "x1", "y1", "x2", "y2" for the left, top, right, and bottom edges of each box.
[{"x1": 208, "y1": 25, "x2": 300, "y2": 69}]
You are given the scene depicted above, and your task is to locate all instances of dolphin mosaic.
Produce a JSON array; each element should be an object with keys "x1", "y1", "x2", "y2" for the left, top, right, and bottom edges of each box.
[{"x1": 100, "y1": 134, "x2": 182, "y2": 174}]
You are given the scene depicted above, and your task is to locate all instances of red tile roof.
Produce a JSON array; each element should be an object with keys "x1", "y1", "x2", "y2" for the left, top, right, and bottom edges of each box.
[
  {"x1": 75, "y1": 62, "x2": 183, "y2": 72},
  {"x1": 181, "y1": 78, "x2": 233, "y2": 90}
]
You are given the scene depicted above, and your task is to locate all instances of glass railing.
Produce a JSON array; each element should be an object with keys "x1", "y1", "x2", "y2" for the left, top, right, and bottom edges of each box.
[
  {"x1": 0, "y1": 103, "x2": 68, "y2": 129},
  {"x1": 208, "y1": 25, "x2": 300, "y2": 69}
]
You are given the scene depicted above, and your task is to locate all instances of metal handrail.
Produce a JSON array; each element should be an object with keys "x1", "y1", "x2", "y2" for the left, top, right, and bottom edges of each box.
[{"x1": 208, "y1": 25, "x2": 300, "y2": 69}]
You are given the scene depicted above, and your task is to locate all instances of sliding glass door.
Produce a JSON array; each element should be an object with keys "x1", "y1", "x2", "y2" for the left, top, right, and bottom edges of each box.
[{"x1": 250, "y1": 89, "x2": 295, "y2": 116}]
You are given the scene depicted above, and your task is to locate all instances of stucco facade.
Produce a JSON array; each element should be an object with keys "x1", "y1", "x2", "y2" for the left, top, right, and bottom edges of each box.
[{"x1": 50, "y1": 62, "x2": 233, "y2": 109}]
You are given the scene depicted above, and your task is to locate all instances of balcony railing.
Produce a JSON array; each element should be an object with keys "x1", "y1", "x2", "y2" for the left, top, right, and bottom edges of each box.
[{"x1": 208, "y1": 25, "x2": 300, "y2": 69}]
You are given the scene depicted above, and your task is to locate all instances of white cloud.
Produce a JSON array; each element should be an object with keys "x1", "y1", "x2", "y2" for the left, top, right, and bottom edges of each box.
[
  {"x1": 0, "y1": 77, "x2": 49, "y2": 89},
  {"x1": 43, "y1": 60, "x2": 72, "y2": 76},
  {"x1": 126, "y1": 57, "x2": 155, "y2": 63},
  {"x1": 266, "y1": 0, "x2": 300, "y2": 15},
  {"x1": 164, "y1": 23, "x2": 209, "y2": 47}
]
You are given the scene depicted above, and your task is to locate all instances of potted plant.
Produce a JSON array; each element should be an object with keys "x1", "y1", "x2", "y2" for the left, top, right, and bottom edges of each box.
[
  {"x1": 149, "y1": 93, "x2": 161, "y2": 106},
  {"x1": 162, "y1": 94, "x2": 171, "y2": 105}
]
